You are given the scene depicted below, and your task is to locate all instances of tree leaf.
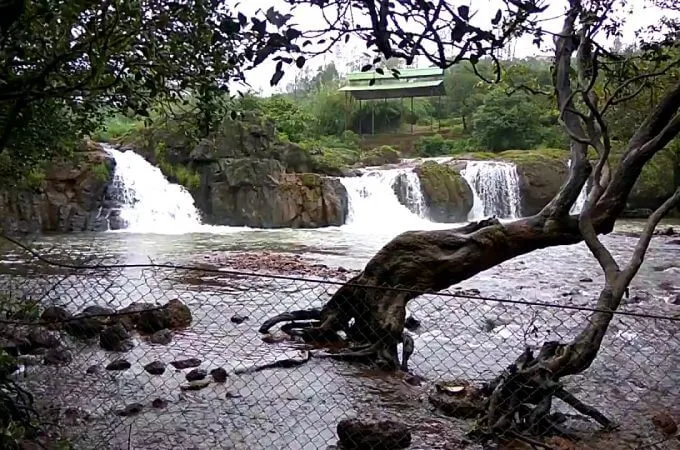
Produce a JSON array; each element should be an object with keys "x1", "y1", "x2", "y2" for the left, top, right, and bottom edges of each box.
[
  {"x1": 458, "y1": 5, "x2": 469, "y2": 20},
  {"x1": 270, "y1": 68, "x2": 285, "y2": 86},
  {"x1": 491, "y1": 9, "x2": 502, "y2": 26},
  {"x1": 361, "y1": 64, "x2": 372, "y2": 72},
  {"x1": 295, "y1": 56, "x2": 306, "y2": 68}
]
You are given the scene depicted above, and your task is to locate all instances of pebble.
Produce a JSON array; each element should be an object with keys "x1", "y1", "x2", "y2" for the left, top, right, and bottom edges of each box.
[
  {"x1": 186, "y1": 369, "x2": 207, "y2": 382},
  {"x1": 117, "y1": 403, "x2": 143, "y2": 417},
  {"x1": 151, "y1": 398, "x2": 169, "y2": 409},
  {"x1": 144, "y1": 361, "x2": 166, "y2": 375},
  {"x1": 181, "y1": 380, "x2": 210, "y2": 391},
  {"x1": 106, "y1": 359, "x2": 131, "y2": 371},
  {"x1": 210, "y1": 367, "x2": 228, "y2": 383},
  {"x1": 230, "y1": 315, "x2": 249, "y2": 324},
  {"x1": 170, "y1": 358, "x2": 201, "y2": 369}
]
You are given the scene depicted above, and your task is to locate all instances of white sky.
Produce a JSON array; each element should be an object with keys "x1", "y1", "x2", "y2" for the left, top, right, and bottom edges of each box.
[{"x1": 228, "y1": 0, "x2": 675, "y2": 95}]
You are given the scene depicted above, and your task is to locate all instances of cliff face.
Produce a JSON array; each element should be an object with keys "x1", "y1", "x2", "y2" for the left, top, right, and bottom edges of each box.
[{"x1": 0, "y1": 141, "x2": 115, "y2": 234}]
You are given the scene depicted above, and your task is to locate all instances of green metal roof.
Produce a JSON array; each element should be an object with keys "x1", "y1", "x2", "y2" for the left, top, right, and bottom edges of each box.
[
  {"x1": 346, "y1": 67, "x2": 443, "y2": 81},
  {"x1": 338, "y1": 79, "x2": 445, "y2": 100}
]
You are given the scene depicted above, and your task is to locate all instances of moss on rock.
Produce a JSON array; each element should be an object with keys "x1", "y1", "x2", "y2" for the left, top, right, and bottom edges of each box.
[
  {"x1": 415, "y1": 161, "x2": 473, "y2": 222},
  {"x1": 359, "y1": 145, "x2": 401, "y2": 166}
]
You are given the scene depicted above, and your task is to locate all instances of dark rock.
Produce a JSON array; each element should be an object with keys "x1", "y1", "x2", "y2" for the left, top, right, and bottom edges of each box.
[
  {"x1": 230, "y1": 314, "x2": 249, "y2": 324},
  {"x1": 225, "y1": 392, "x2": 242, "y2": 399},
  {"x1": 186, "y1": 369, "x2": 207, "y2": 382},
  {"x1": 151, "y1": 398, "x2": 169, "y2": 409},
  {"x1": 40, "y1": 306, "x2": 71, "y2": 329},
  {"x1": 137, "y1": 299, "x2": 191, "y2": 334},
  {"x1": 106, "y1": 359, "x2": 131, "y2": 371},
  {"x1": 117, "y1": 302, "x2": 156, "y2": 330},
  {"x1": 99, "y1": 324, "x2": 133, "y2": 352},
  {"x1": 180, "y1": 380, "x2": 210, "y2": 391},
  {"x1": 210, "y1": 367, "x2": 228, "y2": 383},
  {"x1": 144, "y1": 361, "x2": 166, "y2": 375},
  {"x1": 43, "y1": 348, "x2": 72, "y2": 366},
  {"x1": 170, "y1": 358, "x2": 202, "y2": 370},
  {"x1": 579, "y1": 277, "x2": 593, "y2": 283},
  {"x1": 482, "y1": 318, "x2": 498, "y2": 332},
  {"x1": 261, "y1": 331, "x2": 288, "y2": 344},
  {"x1": 404, "y1": 374, "x2": 426, "y2": 387},
  {"x1": 668, "y1": 239, "x2": 680, "y2": 245},
  {"x1": 671, "y1": 294, "x2": 680, "y2": 306},
  {"x1": 651, "y1": 411, "x2": 678, "y2": 436},
  {"x1": 655, "y1": 226, "x2": 676, "y2": 236},
  {"x1": 404, "y1": 316, "x2": 421, "y2": 331},
  {"x1": 149, "y1": 329, "x2": 172, "y2": 345},
  {"x1": 429, "y1": 380, "x2": 486, "y2": 419},
  {"x1": 117, "y1": 403, "x2": 143, "y2": 417},
  {"x1": 27, "y1": 328, "x2": 60, "y2": 351},
  {"x1": 336, "y1": 418, "x2": 411, "y2": 450},
  {"x1": 65, "y1": 305, "x2": 115, "y2": 339},
  {"x1": 86, "y1": 365, "x2": 101, "y2": 374}
]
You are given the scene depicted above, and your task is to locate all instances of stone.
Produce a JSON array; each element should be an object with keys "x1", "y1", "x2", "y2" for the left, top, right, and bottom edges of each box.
[
  {"x1": 336, "y1": 418, "x2": 411, "y2": 450},
  {"x1": 137, "y1": 299, "x2": 191, "y2": 333},
  {"x1": 180, "y1": 380, "x2": 211, "y2": 391},
  {"x1": 117, "y1": 403, "x2": 143, "y2": 417},
  {"x1": 225, "y1": 392, "x2": 242, "y2": 399},
  {"x1": 40, "y1": 306, "x2": 71, "y2": 329},
  {"x1": 669, "y1": 239, "x2": 680, "y2": 245},
  {"x1": 106, "y1": 359, "x2": 131, "y2": 371},
  {"x1": 359, "y1": 145, "x2": 401, "y2": 166},
  {"x1": 651, "y1": 411, "x2": 678, "y2": 436},
  {"x1": 117, "y1": 302, "x2": 156, "y2": 330},
  {"x1": 43, "y1": 348, "x2": 72, "y2": 366},
  {"x1": 404, "y1": 316, "x2": 421, "y2": 331},
  {"x1": 86, "y1": 365, "x2": 101, "y2": 374},
  {"x1": 230, "y1": 314, "x2": 248, "y2": 324},
  {"x1": 210, "y1": 367, "x2": 228, "y2": 383},
  {"x1": 151, "y1": 398, "x2": 169, "y2": 409},
  {"x1": 65, "y1": 305, "x2": 115, "y2": 339},
  {"x1": 429, "y1": 380, "x2": 486, "y2": 419},
  {"x1": 186, "y1": 369, "x2": 207, "y2": 382},
  {"x1": 144, "y1": 361, "x2": 166, "y2": 375},
  {"x1": 150, "y1": 329, "x2": 172, "y2": 345},
  {"x1": 411, "y1": 161, "x2": 473, "y2": 222},
  {"x1": 170, "y1": 358, "x2": 202, "y2": 370},
  {"x1": 27, "y1": 328, "x2": 61, "y2": 350},
  {"x1": 579, "y1": 277, "x2": 593, "y2": 283},
  {"x1": 671, "y1": 294, "x2": 680, "y2": 306},
  {"x1": 99, "y1": 324, "x2": 133, "y2": 352}
]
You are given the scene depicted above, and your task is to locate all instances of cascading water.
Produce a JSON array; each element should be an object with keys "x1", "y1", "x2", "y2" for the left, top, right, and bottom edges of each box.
[
  {"x1": 392, "y1": 170, "x2": 427, "y2": 216},
  {"x1": 104, "y1": 145, "x2": 203, "y2": 233},
  {"x1": 460, "y1": 161, "x2": 522, "y2": 219},
  {"x1": 567, "y1": 159, "x2": 588, "y2": 215},
  {"x1": 339, "y1": 169, "x2": 431, "y2": 231}
]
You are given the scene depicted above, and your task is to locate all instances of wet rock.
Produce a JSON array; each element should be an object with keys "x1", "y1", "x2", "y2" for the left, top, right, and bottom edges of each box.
[
  {"x1": 429, "y1": 380, "x2": 486, "y2": 419},
  {"x1": 655, "y1": 226, "x2": 676, "y2": 236},
  {"x1": 669, "y1": 239, "x2": 680, "y2": 245},
  {"x1": 230, "y1": 314, "x2": 249, "y2": 324},
  {"x1": 412, "y1": 161, "x2": 473, "y2": 222},
  {"x1": 404, "y1": 374, "x2": 426, "y2": 387},
  {"x1": 43, "y1": 348, "x2": 72, "y2": 366},
  {"x1": 117, "y1": 302, "x2": 156, "y2": 330},
  {"x1": 144, "y1": 361, "x2": 166, "y2": 375},
  {"x1": 117, "y1": 403, "x2": 143, "y2": 417},
  {"x1": 210, "y1": 367, "x2": 228, "y2": 383},
  {"x1": 225, "y1": 392, "x2": 242, "y2": 399},
  {"x1": 106, "y1": 359, "x2": 131, "y2": 371},
  {"x1": 651, "y1": 411, "x2": 678, "y2": 436},
  {"x1": 99, "y1": 324, "x2": 133, "y2": 352},
  {"x1": 186, "y1": 368, "x2": 207, "y2": 382},
  {"x1": 65, "y1": 305, "x2": 114, "y2": 339},
  {"x1": 404, "y1": 316, "x2": 421, "y2": 331},
  {"x1": 180, "y1": 380, "x2": 210, "y2": 391},
  {"x1": 40, "y1": 306, "x2": 71, "y2": 329},
  {"x1": 27, "y1": 328, "x2": 60, "y2": 351},
  {"x1": 86, "y1": 365, "x2": 101, "y2": 374},
  {"x1": 261, "y1": 331, "x2": 288, "y2": 344},
  {"x1": 151, "y1": 398, "x2": 169, "y2": 409},
  {"x1": 579, "y1": 277, "x2": 593, "y2": 283},
  {"x1": 170, "y1": 358, "x2": 202, "y2": 370},
  {"x1": 482, "y1": 318, "x2": 498, "y2": 332},
  {"x1": 137, "y1": 299, "x2": 192, "y2": 334},
  {"x1": 625, "y1": 291, "x2": 651, "y2": 305},
  {"x1": 150, "y1": 329, "x2": 172, "y2": 345},
  {"x1": 670, "y1": 294, "x2": 680, "y2": 306},
  {"x1": 336, "y1": 418, "x2": 411, "y2": 450}
]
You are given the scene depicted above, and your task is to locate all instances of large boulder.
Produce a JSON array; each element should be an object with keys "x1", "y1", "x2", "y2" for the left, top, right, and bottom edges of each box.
[
  {"x1": 413, "y1": 161, "x2": 473, "y2": 222},
  {"x1": 360, "y1": 145, "x2": 401, "y2": 167},
  {"x1": 0, "y1": 141, "x2": 115, "y2": 234},
  {"x1": 137, "y1": 299, "x2": 192, "y2": 334},
  {"x1": 514, "y1": 158, "x2": 569, "y2": 216},
  {"x1": 336, "y1": 418, "x2": 411, "y2": 450},
  {"x1": 203, "y1": 158, "x2": 348, "y2": 228}
]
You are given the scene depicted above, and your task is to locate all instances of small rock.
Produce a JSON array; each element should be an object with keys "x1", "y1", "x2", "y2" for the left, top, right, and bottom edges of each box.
[
  {"x1": 43, "y1": 348, "x2": 72, "y2": 366},
  {"x1": 40, "y1": 306, "x2": 71, "y2": 329},
  {"x1": 230, "y1": 314, "x2": 249, "y2": 324},
  {"x1": 27, "y1": 328, "x2": 61, "y2": 351},
  {"x1": 261, "y1": 331, "x2": 288, "y2": 344},
  {"x1": 651, "y1": 411, "x2": 678, "y2": 436},
  {"x1": 151, "y1": 398, "x2": 169, "y2": 409},
  {"x1": 671, "y1": 294, "x2": 680, "y2": 306},
  {"x1": 482, "y1": 318, "x2": 497, "y2": 332},
  {"x1": 144, "y1": 361, "x2": 166, "y2": 375},
  {"x1": 99, "y1": 323, "x2": 133, "y2": 352},
  {"x1": 579, "y1": 277, "x2": 593, "y2": 283},
  {"x1": 404, "y1": 374, "x2": 425, "y2": 387},
  {"x1": 65, "y1": 305, "x2": 114, "y2": 338},
  {"x1": 106, "y1": 359, "x2": 131, "y2": 371},
  {"x1": 150, "y1": 329, "x2": 172, "y2": 345},
  {"x1": 669, "y1": 239, "x2": 680, "y2": 245},
  {"x1": 186, "y1": 368, "x2": 207, "y2": 382},
  {"x1": 137, "y1": 299, "x2": 192, "y2": 334},
  {"x1": 117, "y1": 403, "x2": 143, "y2": 417},
  {"x1": 86, "y1": 365, "x2": 101, "y2": 374},
  {"x1": 117, "y1": 302, "x2": 156, "y2": 330},
  {"x1": 225, "y1": 392, "x2": 242, "y2": 399},
  {"x1": 336, "y1": 418, "x2": 411, "y2": 450},
  {"x1": 210, "y1": 367, "x2": 228, "y2": 383},
  {"x1": 170, "y1": 358, "x2": 201, "y2": 369},
  {"x1": 165, "y1": 299, "x2": 192, "y2": 329},
  {"x1": 180, "y1": 379, "x2": 210, "y2": 391},
  {"x1": 404, "y1": 316, "x2": 421, "y2": 331}
]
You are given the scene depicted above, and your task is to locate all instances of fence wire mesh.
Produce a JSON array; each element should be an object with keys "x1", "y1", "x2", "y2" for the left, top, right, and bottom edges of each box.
[{"x1": 0, "y1": 241, "x2": 679, "y2": 450}]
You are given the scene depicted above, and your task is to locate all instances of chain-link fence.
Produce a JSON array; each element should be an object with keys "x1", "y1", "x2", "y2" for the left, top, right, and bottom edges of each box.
[{"x1": 1, "y1": 240, "x2": 679, "y2": 450}]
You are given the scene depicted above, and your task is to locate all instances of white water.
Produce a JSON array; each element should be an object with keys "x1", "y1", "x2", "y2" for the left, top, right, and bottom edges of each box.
[
  {"x1": 394, "y1": 170, "x2": 428, "y2": 217},
  {"x1": 567, "y1": 159, "x2": 588, "y2": 215},
  {"x1": 460, "y1": 161, "x2": 522, "y2": 219},
  {"x1": 105, "y1": 146, "x2": 207, "y2": 234},
  {"x1": 339, "y1": 169, "x2": 436, "y2": 232}
]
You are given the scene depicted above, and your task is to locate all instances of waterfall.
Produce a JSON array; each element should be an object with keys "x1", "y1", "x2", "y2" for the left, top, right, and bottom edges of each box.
[
  {"x1": 460, "y1": 161, "x2": 522, "y2": 219},
  {"x1": 567, "y1": 159, "x2": 588, "y2": 215},
  {"x1": 104, "y1": 145, "x2": 203, "y2": 233},
  {"x1": 339, "y1": 169, "x2": 431, "y2": 231}
]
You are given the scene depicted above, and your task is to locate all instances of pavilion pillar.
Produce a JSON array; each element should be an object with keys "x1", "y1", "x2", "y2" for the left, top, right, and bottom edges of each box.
[
  {"x1": 371, "y1": 100, "x2": 375, "y2": 135},
  {"x1": 359, "y1": 99, "x2": 362, "y2": 135},
  {"x1": 411, "y1": 96, "x2": 414, "y2": 134}
]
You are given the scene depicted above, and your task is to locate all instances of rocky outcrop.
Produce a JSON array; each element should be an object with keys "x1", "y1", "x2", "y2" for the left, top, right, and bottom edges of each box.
[
  {"x1": 198, "y1": 158, "x2": 348, "y2": 228},
  {"x1": 0, "y1": 140, "x2": 115, "y2": 234},
  {"x1": 513, "y1": 159, "x2": 569, "y2": 216},
  {"x1": 414, "y1": 161, "x2": 473, "y2": 222}
]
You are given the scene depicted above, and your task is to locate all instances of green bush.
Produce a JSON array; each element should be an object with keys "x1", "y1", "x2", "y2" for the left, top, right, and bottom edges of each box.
[
  {"x1": 415, "y1": 134, "x2": 449, "y2": 157},
  {"x1": 91, "y1": 115, "x2": 144, "y2": 143},
  {"x1": 92, "y1": 162, "x2": 112, "y2": 182}
]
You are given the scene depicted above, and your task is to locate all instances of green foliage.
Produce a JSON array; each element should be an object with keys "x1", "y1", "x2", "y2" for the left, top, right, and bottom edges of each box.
[
  {"x1": 92, "y1": 163, "x2": 112, "y2": 183},
  {"x1": 472, "y1": 88, "x2": 545, "y2": 151},
  {"x1": 91, "y1": 115, "x2": 144, "y2": 143},
  {"x1": 261, "y1": 96, "x2": 315, "y2": 143},
  {"x1": 414, "y1": 134, "x2": 477, "y2": 157},
  {"x1": 153, "y1": 142, "x2": 200, "y2": 190}
]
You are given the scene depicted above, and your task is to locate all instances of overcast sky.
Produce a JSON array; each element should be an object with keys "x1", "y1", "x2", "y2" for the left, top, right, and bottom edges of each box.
[{"x1": 228, "y1": 0, "x2": 675, "y2": 95}]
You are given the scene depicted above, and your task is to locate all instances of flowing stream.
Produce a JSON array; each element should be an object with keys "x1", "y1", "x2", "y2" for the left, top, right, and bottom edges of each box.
[{"x1": 460, "y1": 161, "x2": 523, "y2": 219}]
